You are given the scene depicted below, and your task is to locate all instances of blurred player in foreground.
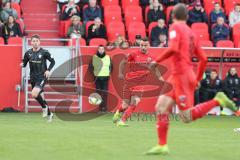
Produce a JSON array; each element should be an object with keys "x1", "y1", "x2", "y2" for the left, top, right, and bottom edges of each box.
[
  {"x1": 112, "y1": 38, "x2": 162, "y2": 126},
  {"x1": 146, "y1": 3, "x2": 239, "y2": 155},
  {"x1": 21, "y1": 35, "x2": 55, "y2": 122}
]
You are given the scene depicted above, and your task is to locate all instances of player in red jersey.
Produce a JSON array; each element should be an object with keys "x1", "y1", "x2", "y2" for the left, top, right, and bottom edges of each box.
[
  {"x1": 146, "y1": 3, "x2": 238, "y2": 155},
  {"x1": 112, "y1": 38, "x2": 163, "y2": 126}
]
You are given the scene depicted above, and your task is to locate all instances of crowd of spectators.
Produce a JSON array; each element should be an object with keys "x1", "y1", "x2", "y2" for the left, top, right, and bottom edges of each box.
[
  {"x1": 196, "y1": 67, "x2": 240, "y2": 112},
  {"x1": 0, "y1": 0, "x2": 23, "y2": 44}
]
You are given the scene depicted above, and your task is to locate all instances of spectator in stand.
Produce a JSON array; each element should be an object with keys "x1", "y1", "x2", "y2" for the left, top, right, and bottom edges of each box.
[
  {"x1": 147, "y1": 0, "x2": 165, "y2": 25},
  {"x1": 152, "y1": 33, "x2": 168, "y2": 47},
  {"x1": 199, "y1": 69, "x2": 222, "y2": 103},
  {"x1": 10, "y1": 0, "x2": 21, "y2": 3},
  {"x1": 210, "y1": 2, "x2": 226, "y2": 25},
  {"x1": 162, "y1": 0, "x2": 179, "y2": 7},
  {"x1": 150, "y1": 19, "x2": 168, "y2": 46},
  {"x1": 2, "y1": 15, "x2": 22, "y2": 44},
  {"x1": 83, "y1": 0, "x2": 102, "y2": 23},
  {"x1": 229, "y1": 3, "x2": 240, "y2": 27},
  {"x1": 132, "y1": 35, "x2": 142, "y2": 46},
  {"x1": 87, "y1": 17, "x2": 106, "y2": 41},
  {"x1": 56, "y1": 0, "x2": 80, "y2": 13},
  {"x1": 211, "y1": 16, "x2": 230, "y2": 46},
  {"x1": 114, "y1": 35, "x2": 125, "y2": 47},
  {"x1": 140, "y1": 0, "x2": 150, "y2": 7},
  {"x1": 119, "y1": 40, "x2": 130, "y2": 49},
  {"x1": 67, "y1": 15, "x2": 85, "y2": 38},
  {"x1": 61, "y1": 0, "x2": 80, "y2": 20},
  {"x1": 187, "y1": 1, "x2": 208, "y2": 26},
  {"x1": 0, "y1": 1, "x2": 18, "y2": 22},
  {"x1": 223, "y1": 67, "x2": 240, "y2": 108}
]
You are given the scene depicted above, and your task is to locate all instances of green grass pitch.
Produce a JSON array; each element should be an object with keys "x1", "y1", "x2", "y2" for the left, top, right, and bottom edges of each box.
[{"x1": 0, "y1": 113, "x2": 240, "y2": 160}]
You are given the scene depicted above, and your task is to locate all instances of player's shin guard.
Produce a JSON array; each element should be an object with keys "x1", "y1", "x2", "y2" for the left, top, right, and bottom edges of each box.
[
  {"x1": 191, "y1": 100, "x2": 219, "y2": 121},
  {"x1": 157, "y1": 114, "x2": 169, "y2": 146},
  {"x1": 121, "y1": 105, "x2": 136, "y2": 122}
]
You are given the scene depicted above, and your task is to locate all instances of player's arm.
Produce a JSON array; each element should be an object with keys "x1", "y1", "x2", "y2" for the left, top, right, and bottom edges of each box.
[
  {"x1": 195, "y1": 41, "x2": 208, "y2": 82},
  {"x1": 118, "y1": 58, "x2": 126, "y2": 79},
  {"x1": 21, "y1": 52, "x2": 29, "y2": 67},
  {"x1": 44, "y1": 51, "x2": 55, "y2": 78},
  {"x1": 155, "y1": 28, "x2": 180, "y2": 63},
  {"x1": 45, "y1": 51, "x2": 55, "y2": 71}
]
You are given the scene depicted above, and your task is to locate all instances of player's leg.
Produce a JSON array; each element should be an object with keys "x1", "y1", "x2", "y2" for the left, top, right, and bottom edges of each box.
[
  {"x1": 113, "y1": 99, "x2": 129, "y2": 123},
  {"x1": 176, "y1": 74, "x2": 237, "y2": 123},
  {"x1": 145, "y1": 95, "x2": 174, "y2": 155},
  {"x1": 118, "y1": 95, "x2": 141, "y2": 125},
  {"x1": 32, "y1": 80, "x2": 53, "y2": 121}
]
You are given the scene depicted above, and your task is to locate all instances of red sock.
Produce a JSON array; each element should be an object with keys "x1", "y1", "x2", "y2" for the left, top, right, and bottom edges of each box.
[
  {"x1": 157, "y1": 114, "x2": 169, "y2": 146},
  {"x1": 121, "y1": 106, "x2": 136, "y2": 122},
  {"x1": 191, "y1": 99, "x2": 219, "y2": 121}
]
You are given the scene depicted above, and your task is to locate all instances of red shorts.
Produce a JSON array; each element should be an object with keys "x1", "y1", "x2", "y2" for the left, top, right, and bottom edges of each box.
[{"x1": 166, "y1": 70, "x2": 197, "y2": 111}]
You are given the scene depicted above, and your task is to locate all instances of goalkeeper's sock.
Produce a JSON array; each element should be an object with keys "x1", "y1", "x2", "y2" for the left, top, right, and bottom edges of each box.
[
  {"x1": 191, "y1": 100, "x2": 219, "y2": 121},
  {"x1": 157, "y1": 114, "x2": 169, "y2": 146},
  {"x1": 121, "y1": 105, "x2": 136, "y2": 122}
]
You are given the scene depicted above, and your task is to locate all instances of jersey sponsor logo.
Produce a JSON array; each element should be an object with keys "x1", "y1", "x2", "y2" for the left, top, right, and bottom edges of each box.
[
  {"x1": 169, "y1": 30, "x2": 176, "y2": 39},
  {"x1": 38, "y1": 54, "x2": 42, "y2": 59}
]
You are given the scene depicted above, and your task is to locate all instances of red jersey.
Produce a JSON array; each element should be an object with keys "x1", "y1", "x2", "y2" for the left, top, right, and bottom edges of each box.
[
  {"x1": 166, "y1": 22, "x2": 207, "y2": 82},
  {"x1": 125, "y1": 50, "x2": 154, "y2": 81}
]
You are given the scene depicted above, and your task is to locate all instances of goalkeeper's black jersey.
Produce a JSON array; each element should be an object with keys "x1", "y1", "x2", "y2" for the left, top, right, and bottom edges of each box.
[{"x1": 22, "y1": 48, "x2": 55, "y2": 79}]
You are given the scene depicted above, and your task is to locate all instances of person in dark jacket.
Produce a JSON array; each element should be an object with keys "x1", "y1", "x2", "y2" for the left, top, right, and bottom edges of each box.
[
  {"x1": 199, "y1": 69, "x2": 222, "y2": 103},
  {"x1": 2, "y1": 15, "x2": 22, "y2": 44},
  {"x1": 211, "y1": 16, "x2": 230, "y2": 45},
  {"x1": 61, "y1": 0, "x2": 80, "y2": 20},
  {"x1": 87, "y1": 17, "x2": 106, "y2": 41},
  {"x1": 162, "y1": 0, "x2": 179, "y2": 7},
  {"x1": 223, "y1": 67, "x2": 240, "y2": 108},
  {"x1": 150, "y1": 19, "x2": 168, "y2": 46},
  {"x1": 210, "y1": 2, "x2": 227, "y2": 25},
  {"x1": 89, "y1": 45, "x2": 112, "y2": 112},
  {"x1": 147, "y1": 0, "x2": 165, "y2": 25},
  {"x1": 83, "y1": 0, "x2": 102, "y2": 23},
  {"x1": 187, "y1": 1, "x2": 208, "y2": 26}
]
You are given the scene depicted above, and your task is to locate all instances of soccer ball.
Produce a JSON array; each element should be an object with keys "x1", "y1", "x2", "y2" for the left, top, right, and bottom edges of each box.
[{"x1": 88, "y1": 93, "x2": 102, "y2": 105}]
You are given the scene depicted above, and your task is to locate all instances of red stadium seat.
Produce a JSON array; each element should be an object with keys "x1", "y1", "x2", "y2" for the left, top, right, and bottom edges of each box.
[
  {"x1": 0, "y1": 37, "x2": 5, "y2": 45},
  {"x1": 166, "y1": 6, "x2": 174, "y2": 24},
  {"x1": 67, "y1": 38, "x2": 87, "y2": 46},
  {"x1": 101, "y1": 0, "x2": 119, "y2": 6},
  {"x1": 192, "y1": 23, "x2": 210, "y2": 41},
  {"x1": 89, "y1": 38, "x2": 107, "y2": 46},
  {"x1": 107, "y1": 21, "x2": 125, "y2": 41},
  {"x1": 11, "y1": 3, "x2": 22, "y2": 18},
  {"x1": 8, "y1": 37, "x2": 22, "y2": 45},
  {"x1": 124, "y1": 6, "x2": 143, "y2": 30},
  {"x1": 191, "y1": 23, "x2": 209, "y2": 32},
  {"x1": 203, "y1": 0, "x2": 222, "y2": 15},
  {"x1": 199, "y1": 40, "x2": 213, "y2": 47},
  {"x1": 148, "y1": 22, "x2": 158, "y2": 37},
  {"x1": 192, "y1": 29, "x2": 210, "y2": 41},
  {"x1": 232, "y1": 22, "x2": 240, "y2": 46},
  {"x1": 64, "y1": 20, "x2": 73, "y2": 37},
  {"x1": 216, "y1": 40, "x2": 234, "y2": 47},
  {"x1": 59, "y1": 20, "x2": 71, "y2": 37},
  {"x1": 85, "y1": 21, "x2": 95, "y2": 37},
  {"x1": 128, "y1": 22, "x2": 146, "y2": 42},
  {"x1": 224, "y1": 0, "x2": 240, "y2": 15},
  {"x1": 122, "y1": 0, "x2": 139, "y2": 11},
  {"x1": 104, "y1": 5, "x2": 122, "y2": 25}
]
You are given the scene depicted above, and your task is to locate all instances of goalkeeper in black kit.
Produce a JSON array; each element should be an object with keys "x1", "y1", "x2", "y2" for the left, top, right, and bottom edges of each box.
[{"x1": 21, "y1": 35, "x2": 55, "y2": 122}]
